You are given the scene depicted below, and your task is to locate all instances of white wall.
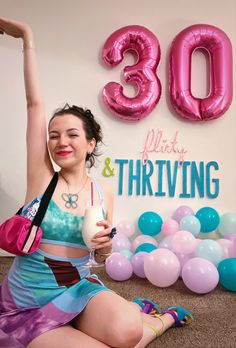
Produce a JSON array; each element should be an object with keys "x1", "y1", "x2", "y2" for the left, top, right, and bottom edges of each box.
[{"x1": 0, "y1": 0, "x2": 235, "y2": 231}]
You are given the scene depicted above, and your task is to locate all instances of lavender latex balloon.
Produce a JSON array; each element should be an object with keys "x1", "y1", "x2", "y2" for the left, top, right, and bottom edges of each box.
[
  {"x1": 182, "y1": 258, "x2": 219, "y2": 294},
  {"x1": 158, "y1": 235, "x2": 174, "y2": 250},
  {"x1": 112, "y1": 233, "x2": 131, "y2": 252},
  {"x1": 172, "y1": 205, "x2": 194, "y2": 223},
  {"x1": 131, "y1": 251, "x2": 148, "y2": 278},
  {"x1": 105, "y1": 253, "x2": 133, "y2": 281}
]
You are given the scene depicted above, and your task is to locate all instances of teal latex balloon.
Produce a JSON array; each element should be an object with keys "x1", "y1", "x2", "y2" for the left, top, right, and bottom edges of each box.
[
  {"x1": 218, "y1": 213, "x2": 236, "y2": 237},
  {"x1": 218, "y1": 258, "x2": 236, "y2": 292},
  {"x1": 179, "y1": 215, "x2": 201, "y2": 237},
  {"x1": 195, "y1": 239, "x2": 223, "y2": 266},
  {"x1": 120, "y1": 249, "x2": 133, "y2": 260},
  {"x1": 138, "y1": 211, "x2": 163, "y2": 236},
  {"x1": 195, "y1": 207, "x2": 220, "y2": 233},
  {"x1": 134, "y1": 243, "x2": 157, "y2": 254}
]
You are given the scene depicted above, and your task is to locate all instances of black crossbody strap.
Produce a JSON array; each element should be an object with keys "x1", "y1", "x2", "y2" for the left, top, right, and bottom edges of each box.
[
  {"x1": 17, "y1": 172, "x2": 59, "y2": 224},
  {"x1": 32, "y1": 172, "x2": 59, "y2": 226}
]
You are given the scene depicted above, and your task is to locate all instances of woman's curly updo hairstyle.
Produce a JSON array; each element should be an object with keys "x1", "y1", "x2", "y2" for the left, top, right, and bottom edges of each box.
[{"x1": 49, "y1": 103, "x2": 103, "y2": 168}]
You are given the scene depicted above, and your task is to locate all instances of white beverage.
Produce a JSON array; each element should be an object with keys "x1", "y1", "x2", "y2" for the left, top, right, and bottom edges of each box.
[{"x1": 82, "y1": 205, "x2": 104, "y2": 249}]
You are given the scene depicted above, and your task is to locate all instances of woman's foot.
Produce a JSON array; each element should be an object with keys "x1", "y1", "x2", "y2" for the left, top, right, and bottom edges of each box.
[
  {"x1": 132, "y1": 297, "x2": 161, "y2": 316},
  {"x1": 161, "y1": 305, "x2": 193, "y2": 327},
  {"x1": 142, "y1": 305, "x2": 193, "y2": 339}
]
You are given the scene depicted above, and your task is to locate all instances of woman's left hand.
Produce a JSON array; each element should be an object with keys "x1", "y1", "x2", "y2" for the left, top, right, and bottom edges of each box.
[{"x1": 91, "y1": 220, "x2": 113, "y2": 250}]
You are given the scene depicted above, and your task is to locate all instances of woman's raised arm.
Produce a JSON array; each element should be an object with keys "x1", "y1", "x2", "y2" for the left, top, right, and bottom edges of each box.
[{"x1": 0, "y1": 17, "x2": 53, "y2": 198}]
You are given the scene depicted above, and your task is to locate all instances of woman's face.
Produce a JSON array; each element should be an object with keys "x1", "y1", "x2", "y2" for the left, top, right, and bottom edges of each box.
[{"x1": 48, "y1": 114, "x2": 95, "y2": 169}]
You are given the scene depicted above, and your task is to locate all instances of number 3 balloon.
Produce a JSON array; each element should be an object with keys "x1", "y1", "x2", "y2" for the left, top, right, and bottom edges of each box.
[
  {"x1": 102, "y1": 25, "x2": 161, "y2": 121},
  {"x1": 170, "y1": 24, "x2": 233, "y2": 121}
]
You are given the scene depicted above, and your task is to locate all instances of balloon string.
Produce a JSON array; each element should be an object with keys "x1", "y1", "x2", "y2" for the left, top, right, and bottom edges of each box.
[{"x1": 91, "y1": 181, "x2": 94, "y2": 206}]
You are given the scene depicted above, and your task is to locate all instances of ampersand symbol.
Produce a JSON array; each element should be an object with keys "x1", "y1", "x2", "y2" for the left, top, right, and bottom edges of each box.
[{"x1": 102, "y1": 157, "x2": 115, "y2": 177}]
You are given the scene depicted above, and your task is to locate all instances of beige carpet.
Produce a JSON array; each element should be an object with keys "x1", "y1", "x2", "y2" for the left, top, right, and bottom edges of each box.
[{"x1": 0, "y1": 257, "x2": 235, "y2": 348}]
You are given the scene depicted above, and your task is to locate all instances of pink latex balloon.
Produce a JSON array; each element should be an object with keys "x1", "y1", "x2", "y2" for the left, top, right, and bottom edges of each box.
[
  {"x1": 112, "y1": 233, "x2": 131, "y2": 252},
  {"x1": 170, "y1": 24, "x2": 233, "y2": 121},
  {"x1": 216, "y1": 239, "x2": 233, "y2": 259},
  {"x1": 231, "y1": 237, "x2": 236, "y2": 257},
  {"x1": 225, "y1": 234, "x2": 236, "y2": 241},
  {"x1": 116, "y1": 220, "x2": 136, "y2": 238},
  {"x1": 182, "y1": 258, "x2": 219, "y2": 294},
  {"x1": 102, "y1": 25, "x2": 161, "y2": 121},
  {"x1": 131, "y1": 235, "x2": 158, "y2": 253},
  {"x1": 171, "y1": 231, "x2": 196, "y2": 254},
  {"x1": 175, "y1": 252, "x2": 195, "y2": 278},
  {"x1": 172, "y1": 205, "x2": 194, "y2": 223},
  {"x1": 105, "y1": 253, "x2": 133, "y2": 281},
  {"x1": 131, "y1": 251, "x2": 148, "y2": 278},
  {"x1": 161, "y1": 219, "x2": 179, "y2": 236},
  {"x1": 144, "y1": 249, "x2": 181, "y2": 287}
]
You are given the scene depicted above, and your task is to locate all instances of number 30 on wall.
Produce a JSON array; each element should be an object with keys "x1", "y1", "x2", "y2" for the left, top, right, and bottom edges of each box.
[{"x1": 102, "y1": 24, "x2": 233, "y2": 122}]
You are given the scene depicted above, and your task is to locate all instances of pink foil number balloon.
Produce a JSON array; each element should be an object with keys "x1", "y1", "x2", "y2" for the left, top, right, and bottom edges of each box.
[
  {"x1": 102, "y1": 25, "x2": 161, "y2": 121},
  {"x1": 170, "y1": 24, "x2": 233, "y2": 121}
]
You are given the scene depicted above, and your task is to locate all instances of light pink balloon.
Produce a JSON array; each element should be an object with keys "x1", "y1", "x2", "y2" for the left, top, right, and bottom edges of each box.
[
  {"x1": 116, "y1": 221, "x2": 136, "y2": 238},
  {"x1": 231, "y1": 237, "x2": 236, "y2": 257},
  {"x1": 171, "y1": 230, "x2": 196, "y2": 254},
  {"x1": 161, "y1": 219, "x2": 179, "y2": 236},
  {"x1": 170, "y1": 24, "x2": 233, "y2": 121},
  {"x1": 182, "y1": 258, "x2": 219, "y2": 294},
  {"x1": 131, "y1": 235, "x2": 158, "y2": 253},
  {"x1": 112, "y1": 233, "x2": 131, "y2": 252},
  {"x1": 131, "y1": 251, "x2": 148, "y2": 278},
  {"x1": 225, "y1": 234, "x2": 236, "y2": 241},
  {"x1": 216, "y1": 239, "x2": 233, "y2": 259},
  {"x1": 144, "y1": 248, "x2": 181, "y2": 287},
  {"x1": 102, "y1": 25, "x2": 161, "y2": 121}
]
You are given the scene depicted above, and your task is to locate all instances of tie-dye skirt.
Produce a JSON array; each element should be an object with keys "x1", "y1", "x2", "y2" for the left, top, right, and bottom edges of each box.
[{"x1": 0, "y1": 249, "x2": 112, "y2": 347}]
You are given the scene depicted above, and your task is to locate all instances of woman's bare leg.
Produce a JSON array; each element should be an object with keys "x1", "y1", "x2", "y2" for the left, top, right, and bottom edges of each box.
[
  {"x1": 26, "y1": 325, "x2": 110, "y2": 348},
  {"x1": 73, "y1": 291, "x2": 143, "y2": 348},
  {"x1": 73, "y1": 292, "x2": 176, "y2": 348},
  {"x1": 131, "y1": 302, "x2": 175, "y2": 348}
]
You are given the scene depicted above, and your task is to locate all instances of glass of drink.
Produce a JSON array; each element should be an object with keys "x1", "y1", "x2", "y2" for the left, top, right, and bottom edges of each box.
[{"x1": 82, "y1": 203, "x2": 105, "y2": 268}]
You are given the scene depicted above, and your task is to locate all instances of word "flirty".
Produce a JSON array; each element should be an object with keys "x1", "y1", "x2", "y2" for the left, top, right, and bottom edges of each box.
[{"x1": 141, "y1": 129, "x2": 188, "y2": 165}]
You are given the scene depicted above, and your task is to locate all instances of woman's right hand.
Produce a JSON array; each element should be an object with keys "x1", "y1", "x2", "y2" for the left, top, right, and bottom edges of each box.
[{"x1": 0, "y1": 17, "x2": 32, "y2": 39}]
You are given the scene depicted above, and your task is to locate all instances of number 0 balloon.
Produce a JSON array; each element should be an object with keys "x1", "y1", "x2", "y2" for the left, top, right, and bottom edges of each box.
[
  {"x1": 102, "y1": 25, "x2": 161, "y2": 121},
  {"x1": 170, "y1": 24, "x2": 233, "y2": 121}
]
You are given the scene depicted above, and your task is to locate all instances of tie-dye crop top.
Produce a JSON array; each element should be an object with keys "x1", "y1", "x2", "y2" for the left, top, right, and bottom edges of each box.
[{"x1": 21, "y1": 179, "x2": 105, "y2": 250}]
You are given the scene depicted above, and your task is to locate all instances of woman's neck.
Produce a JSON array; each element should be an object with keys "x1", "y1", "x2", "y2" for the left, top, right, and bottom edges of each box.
[{"x1": 59, "y1": 167, "x2": 88, "y2": 191}]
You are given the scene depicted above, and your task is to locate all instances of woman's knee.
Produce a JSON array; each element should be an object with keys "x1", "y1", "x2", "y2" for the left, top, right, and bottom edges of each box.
[{"x1": 109, "y1": 312, "x2": 143, "y2": 347}]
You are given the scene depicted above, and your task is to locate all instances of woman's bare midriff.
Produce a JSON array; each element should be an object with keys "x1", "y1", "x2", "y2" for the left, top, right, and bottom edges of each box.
[{"x1": 39, "y1": 243, "x2": 90, "y2": 258}]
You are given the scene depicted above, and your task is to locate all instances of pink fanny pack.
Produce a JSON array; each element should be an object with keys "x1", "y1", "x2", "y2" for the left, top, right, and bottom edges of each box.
[{"x1": 0, "y1": 173, "x2": 58, "y2": 256}]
